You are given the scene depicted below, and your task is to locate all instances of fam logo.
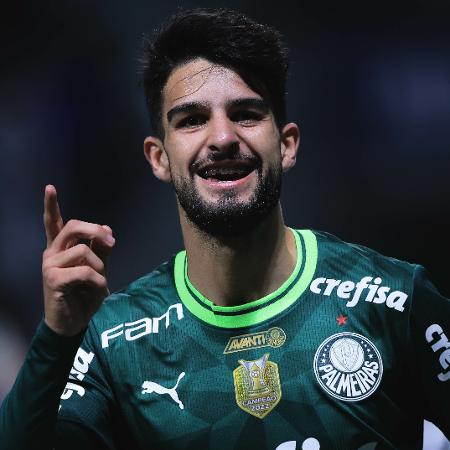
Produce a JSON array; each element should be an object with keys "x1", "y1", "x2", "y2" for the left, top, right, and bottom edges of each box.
[
  {"x1": 310, "y1": 276, "x2": 408, "y2": 312},
  {"x1": 224, "y1": 327, "x2": 286, "y2": 354},
  {"x1": 313, "y1": 332, "x2": 383, "y2": 402},
  {"x1": 100, "y1": 303, "x2": 184, "y2": 348}
]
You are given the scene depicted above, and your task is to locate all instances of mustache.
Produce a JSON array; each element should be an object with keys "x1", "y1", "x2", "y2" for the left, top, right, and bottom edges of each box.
[{"x1": 190, "y1": 153, "x2": 261, "y2": 173}]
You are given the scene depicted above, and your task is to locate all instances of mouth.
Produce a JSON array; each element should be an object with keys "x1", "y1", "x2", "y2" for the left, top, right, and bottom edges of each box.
[{"x1": 195, "y1": 160, "x2": 257, "y2": 183}]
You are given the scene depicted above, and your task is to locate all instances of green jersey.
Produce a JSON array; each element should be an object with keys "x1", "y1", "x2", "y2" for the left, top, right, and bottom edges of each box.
[{"x1": 1, "y1": 229, "x2": 449, "y2": 449}]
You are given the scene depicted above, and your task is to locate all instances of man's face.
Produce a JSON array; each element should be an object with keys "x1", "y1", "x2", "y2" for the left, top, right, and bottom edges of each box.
[{"x1": 160, "y1": 58, "x2": 285, "y2": 237}]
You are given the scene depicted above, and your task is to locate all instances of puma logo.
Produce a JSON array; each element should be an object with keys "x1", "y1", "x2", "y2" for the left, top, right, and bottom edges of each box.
[{"x1": 141, "y1": 372, "x2": 186, "y2": 409}]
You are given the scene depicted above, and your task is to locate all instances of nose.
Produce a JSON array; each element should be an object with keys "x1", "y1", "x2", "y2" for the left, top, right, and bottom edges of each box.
[{"x1": 206, "y1": 113, "x2": 239, "y2": 154}]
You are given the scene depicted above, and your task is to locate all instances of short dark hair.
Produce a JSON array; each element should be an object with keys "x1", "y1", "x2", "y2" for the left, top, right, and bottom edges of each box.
[{"x1": 141, "y1": 8, "x2": 289, "y2": 138}]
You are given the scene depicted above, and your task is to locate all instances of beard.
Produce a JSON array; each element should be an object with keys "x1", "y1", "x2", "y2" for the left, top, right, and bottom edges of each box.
[{"x1": 172, "y1": 161, "x2": 282, "y2": 238}]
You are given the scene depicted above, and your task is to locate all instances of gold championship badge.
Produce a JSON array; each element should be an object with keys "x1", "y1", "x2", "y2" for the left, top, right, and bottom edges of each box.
[{"x1": 233, "y1": 353, "x2": 282, "y2": 419}]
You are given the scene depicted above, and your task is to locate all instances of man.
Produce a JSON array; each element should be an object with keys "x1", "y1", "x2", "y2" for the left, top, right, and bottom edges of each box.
[{"x1": 0, "y1": 8, "x2": 449, "y2": 450}]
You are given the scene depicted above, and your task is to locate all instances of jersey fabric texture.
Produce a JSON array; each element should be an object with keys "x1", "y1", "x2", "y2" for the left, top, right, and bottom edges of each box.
[{"x1": 1, "y1": 229, "x2": 449, "y2": 450}]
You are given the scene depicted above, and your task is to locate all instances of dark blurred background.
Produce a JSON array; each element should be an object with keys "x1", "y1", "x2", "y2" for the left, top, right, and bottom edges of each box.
[{"x1": 1, "y1": 1, "x2": 449, "y2": 444}]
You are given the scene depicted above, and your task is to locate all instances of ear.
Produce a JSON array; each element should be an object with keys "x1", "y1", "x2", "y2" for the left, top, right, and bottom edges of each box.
[
  {"x1": 280, "y1": 122, "x2": 300, "y2": 173},
  {"x1": 143, "y1": 136, "x2": 171, "y2": 182}
]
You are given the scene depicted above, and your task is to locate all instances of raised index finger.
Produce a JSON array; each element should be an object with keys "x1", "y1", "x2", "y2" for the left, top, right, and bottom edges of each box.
[{"x1": 44, "y1": 184, "x2": 63, "y2": 248}]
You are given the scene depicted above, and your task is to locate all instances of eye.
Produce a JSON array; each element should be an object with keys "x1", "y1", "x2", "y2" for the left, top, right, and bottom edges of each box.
[
  {"x1": 177, "y1": 114, "x2": 207, "y2": 129},
  {"x1": 231, "y1": 110, "x2": 264, "y2": 124}
]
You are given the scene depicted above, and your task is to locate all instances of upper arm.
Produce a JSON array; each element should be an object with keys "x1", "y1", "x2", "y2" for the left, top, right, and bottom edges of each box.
[
  {"x1": 409, "y1": 265, "x2": 450, "y2": 438},
  {"x1": 55, "y1": 420, "x2": 111, "y2": 450},
  {"x1": 57, "y1": 326, "x2": 117, "y2": 449}
]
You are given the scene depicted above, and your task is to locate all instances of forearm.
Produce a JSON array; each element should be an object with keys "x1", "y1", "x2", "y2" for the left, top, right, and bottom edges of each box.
[{"x1": 0, "y1": 321, "x2": 84, "y2": 450}]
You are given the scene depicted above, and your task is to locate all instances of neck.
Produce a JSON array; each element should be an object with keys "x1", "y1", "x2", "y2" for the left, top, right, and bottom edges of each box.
[{"x1": 179, "y1": 205, "x2": 296, "y2": 307}]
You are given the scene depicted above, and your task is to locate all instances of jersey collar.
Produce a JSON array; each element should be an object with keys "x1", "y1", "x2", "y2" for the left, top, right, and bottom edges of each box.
[{"x1": 174, "y1": 229, "x2": 317, "y2": 329}]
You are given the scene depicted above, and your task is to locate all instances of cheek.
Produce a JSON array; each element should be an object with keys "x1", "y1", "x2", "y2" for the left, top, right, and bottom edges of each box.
[
  {"x1": 163, "y1": 145, "x2": 187, "y2": 174},
  {"x1": 260, "y1": 141, "x2": 283, "y2": 168},
  {"x1": 165, "y1": 135, "x2": 203, "y2": 170},
  {"x1": 242, "y1": 125, "x2": 281, "y2": 156}
]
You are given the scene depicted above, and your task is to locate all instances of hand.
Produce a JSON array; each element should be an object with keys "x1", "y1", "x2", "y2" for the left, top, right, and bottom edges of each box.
[{"x1": 42, "y1": 185, "x2": 115, "y2": 336}]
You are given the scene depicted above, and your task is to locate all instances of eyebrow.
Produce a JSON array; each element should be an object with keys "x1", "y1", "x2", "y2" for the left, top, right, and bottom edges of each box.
[
  {"x1": 167, "y1": 101, "x2": 208, "y2": 124},
  {"x1": 228, "y1": 98, "x2": 269, "y2": 112},
  {"x1": 166, "y1": 97, "x2": 270, "y2": 124}
]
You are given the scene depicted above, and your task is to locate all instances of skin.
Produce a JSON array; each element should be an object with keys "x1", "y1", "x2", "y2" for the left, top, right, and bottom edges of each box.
[
  {"x1": 42, "y1": 57, "x2": 300, "y2": 336},
  {"x1": 42, "y1": 185, "x2": 115, "y2": 336},
  {"x1": 144, "y1": 58, "x2": 300, "y2": 306}
]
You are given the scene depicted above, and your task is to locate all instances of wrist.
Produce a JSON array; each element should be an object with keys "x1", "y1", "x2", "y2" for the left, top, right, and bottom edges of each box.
[{"x1": 43, "y1": 316, "x2": 88, "y2": 338}]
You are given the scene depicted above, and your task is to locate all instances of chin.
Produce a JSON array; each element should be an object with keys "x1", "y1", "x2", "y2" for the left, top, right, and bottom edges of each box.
[{"x1": 175, "y1": 164, "x2": 282, "y2": 238}]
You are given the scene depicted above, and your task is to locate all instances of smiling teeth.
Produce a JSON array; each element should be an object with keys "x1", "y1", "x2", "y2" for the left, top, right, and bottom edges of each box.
[{"x1": 201, "y1": 168, "x2": 252, "y2": 181}]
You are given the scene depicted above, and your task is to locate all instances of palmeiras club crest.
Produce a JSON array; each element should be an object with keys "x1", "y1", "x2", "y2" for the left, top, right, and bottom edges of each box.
[
  {"x1": 314, "y1": 332, "x2": 383, "y2": 402},
  {"x1": 233, "y1": 353, "x2": 282, "y2": 419}
]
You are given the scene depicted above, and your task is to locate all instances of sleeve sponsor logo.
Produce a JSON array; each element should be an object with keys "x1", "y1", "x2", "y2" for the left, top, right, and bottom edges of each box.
[
  {"x1": 309, "y1": 276, "x2": 408, "y2": 312},
  {"x1": 425, "y1": 323, "x2": 450, "y2": 382},
  {"x1": 224, "y1": 327, "x2": 286, "y2": 354},
  {"x1": 313, "y1": 332, "x2": 383, "y2": 402},
  {"x1": 100, "y1": 303, "x2": 184, "y2": 348},
  {"x1": 60, "y1": 347, "x2": 94, "y2": 400}
]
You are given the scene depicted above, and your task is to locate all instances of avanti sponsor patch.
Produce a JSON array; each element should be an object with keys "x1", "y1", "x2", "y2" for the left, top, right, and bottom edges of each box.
[
  {"x1": 224, "y1": 327, "x2": 286, "y2": 354},
  {"x1": 313, "y1": 332, "x2": 383, "y2": 402}
]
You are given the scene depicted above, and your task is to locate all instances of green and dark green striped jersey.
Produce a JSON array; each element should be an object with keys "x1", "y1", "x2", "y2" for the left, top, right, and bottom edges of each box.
[{"x1": 2, "y1": 229, "x2": 449, "y2": 449}]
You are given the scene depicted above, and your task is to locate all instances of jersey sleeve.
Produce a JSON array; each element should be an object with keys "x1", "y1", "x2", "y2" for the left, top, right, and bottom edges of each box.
[
  {"x1": 0, "y1": 321, "x2": 96, "y2": 450},
  {"x1": 56, "y1": 321, "x2": 118, "y2": 449},
  {"x1": 409, "y1": 265, "x2": 450, "y2": 438}
]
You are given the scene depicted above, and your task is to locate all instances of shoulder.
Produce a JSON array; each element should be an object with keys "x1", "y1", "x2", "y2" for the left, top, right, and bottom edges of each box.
[
  {"x1": 90, "y1": 255, "x2": 179, "y2": 330},
  {"x1": 109, "y1": 258, "x2": 175, "y2": 302},
  {"x1": 310, "y1": 229, "x2": 417, "y2": 278},
  {"x1": 303, "y1": 229, "x2": 419, "y2": 315}
]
